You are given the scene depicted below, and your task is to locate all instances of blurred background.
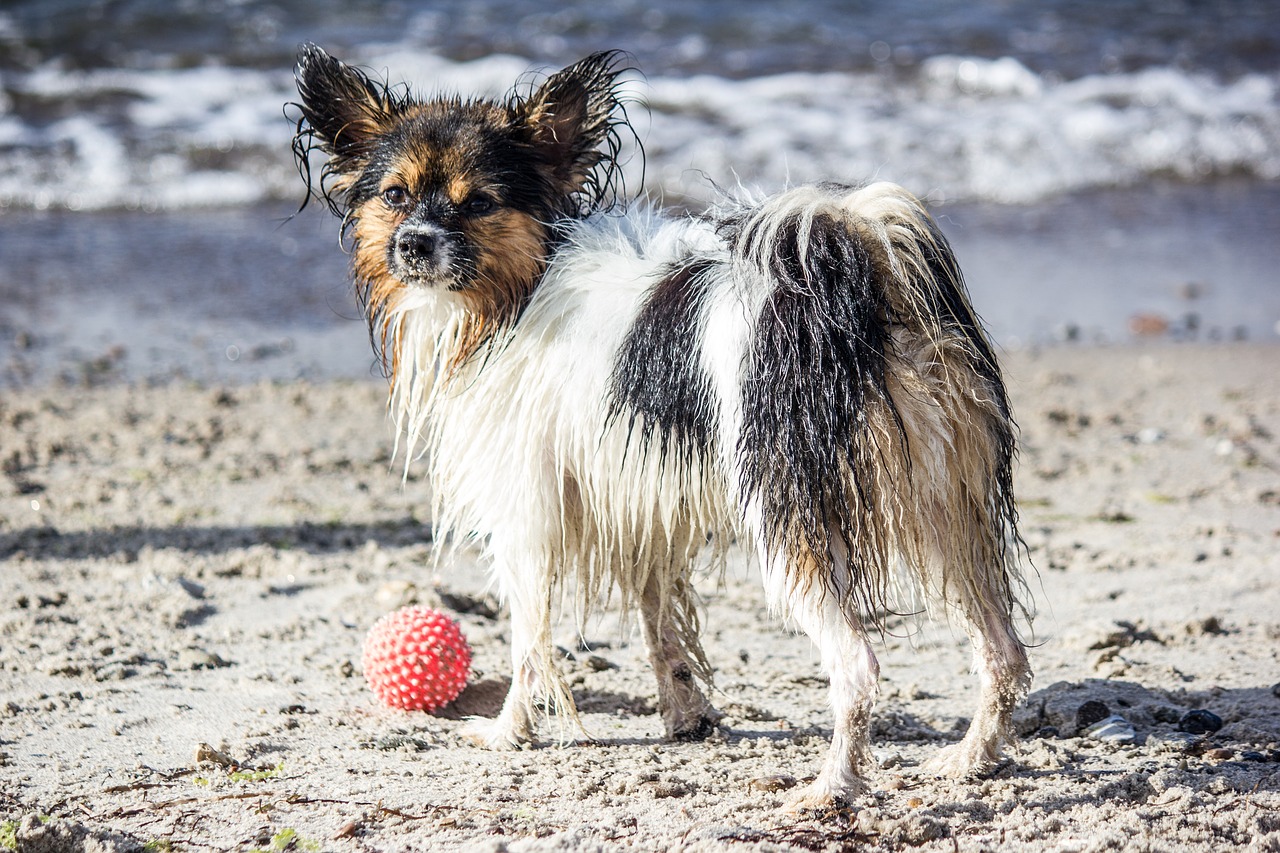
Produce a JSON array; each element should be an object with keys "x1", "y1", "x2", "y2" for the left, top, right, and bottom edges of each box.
[{"x1": 1, "y1": 0, "x2": 1278, "y2": 386}]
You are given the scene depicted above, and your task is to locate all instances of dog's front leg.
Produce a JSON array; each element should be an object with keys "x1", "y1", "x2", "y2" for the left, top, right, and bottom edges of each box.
[
  {"x1": 462, "y1": 547, "x2": 575, "y2": 749},
  {"x1": 461, "y1": 570, "x2": 539, "y2": 749}
]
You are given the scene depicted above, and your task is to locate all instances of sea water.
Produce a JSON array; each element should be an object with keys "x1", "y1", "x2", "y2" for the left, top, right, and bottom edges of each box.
[{"x1": 1, "y1": 0, "x2": 1277, "y2": 385}]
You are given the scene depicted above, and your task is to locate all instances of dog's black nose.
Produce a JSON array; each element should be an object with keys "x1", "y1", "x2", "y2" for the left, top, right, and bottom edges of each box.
[{"x1": 397, "y1": 229, "x2": 439, "y2": 263}]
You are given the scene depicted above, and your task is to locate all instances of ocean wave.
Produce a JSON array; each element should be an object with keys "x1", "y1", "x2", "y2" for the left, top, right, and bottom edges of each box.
[{"x1": 0, "y1": 52, "x2": 1277, "y2": 211}]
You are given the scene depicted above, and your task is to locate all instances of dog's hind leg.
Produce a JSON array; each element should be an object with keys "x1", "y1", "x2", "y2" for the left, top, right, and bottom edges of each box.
[
  {"x1": 639, "y1": 568, "x2": 721, "y2": 741},
  {"x1": 913, "y1": 380, "x2": 1031, "y2": 778},
  {"x1": 924, "y1": 592, "x2": 1030, "y2": 778},
  {"x1": 758, "y1": 551, "x2": 881, "y2": 811}
]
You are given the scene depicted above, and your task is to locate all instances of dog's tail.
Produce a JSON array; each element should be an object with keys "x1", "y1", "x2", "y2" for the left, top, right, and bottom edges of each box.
[{"x1": 725, "y1": 182, "x2": 1025, "y2": 626}]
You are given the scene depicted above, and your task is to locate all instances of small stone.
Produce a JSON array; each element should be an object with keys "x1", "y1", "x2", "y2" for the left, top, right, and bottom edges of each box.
[
  {"x1": 1085, "y1": 714, "x2": 1137, "y2": 744},
  {"x1": 1271, "y1": 683, "x2": 1280, "y2": 699},
  {"x1": 1187, "y1": 616, "x2": 1227, "y2": 636},
  {"x1": 1205, "y1": 748, "x2": 1233, "y2": 761},
  {"x1": 1037, "y1": 725, "x2": 1060, "y2": 739},
  {"x1": 195, "y1": 742, "x2": 237, "y2": 767},
  {"x1": 174, "y1": 647, "x2": 231, "y2": 671},
  {"x1": 1076, "y1": 700, "x2": 1111, "y2": 730},
  {"x1": 1178, "y1": 710, "x2": 1223, "y2": 735},
  {"x1": 1240, "y1": 750, "x2": 1266, "y2": 762},
  {"x1": 585, "y1": 654, "x2": 614, "y2": 672},
  {"x1": 1128, "y1": 313, "x2": 1169, "y2": 337},
  {"x1": 1148, "y1": 731, "x2": 1200, "y2": 754},
  {"x1": 747, "y1": 774, "x2": 797, "y2": 793},
  {"x1": 901, "y1": 814, "x2": 947, "y2": 845},
  {"x1": 652, "y1": 779, "x2": 691, "y2": 798}
]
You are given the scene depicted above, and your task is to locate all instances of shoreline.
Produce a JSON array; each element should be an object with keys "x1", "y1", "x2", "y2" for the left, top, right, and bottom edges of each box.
[
  {"x1": 2, "y1": 342, "x2": 1278, "y2": 850},
  {"x1": 3, "y1": 180, "x2": 1279, "y2": 391}
]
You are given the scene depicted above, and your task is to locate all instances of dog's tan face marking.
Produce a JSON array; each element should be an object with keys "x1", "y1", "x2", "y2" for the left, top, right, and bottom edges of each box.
[
  {"x1": 337, "y1": 102, "x2": 556, "y2": 369},
  {"x1": 295, "y1": 46, "x2": 629, "y2": 373}
]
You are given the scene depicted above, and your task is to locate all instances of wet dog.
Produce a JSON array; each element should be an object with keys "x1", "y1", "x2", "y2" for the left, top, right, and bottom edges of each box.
[{"x1": 292, "y1": 45, "x2": 1031, "y2": 809}]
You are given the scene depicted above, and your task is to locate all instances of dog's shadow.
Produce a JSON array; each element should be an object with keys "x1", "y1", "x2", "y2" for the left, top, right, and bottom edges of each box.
[
  {"x1": 440, "y1": 680, "x2": 950, "y2": 750},
  {"x1": 437, "y1": 679, "x2": 657, "y2": 720}
]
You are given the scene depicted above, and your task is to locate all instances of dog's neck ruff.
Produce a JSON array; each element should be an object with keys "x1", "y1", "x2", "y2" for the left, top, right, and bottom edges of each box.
[{"x1": 383, "y1": 204, "x2": 699, "y2": 462}]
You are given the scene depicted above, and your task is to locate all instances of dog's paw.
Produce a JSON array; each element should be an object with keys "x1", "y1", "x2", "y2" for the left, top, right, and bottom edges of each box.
[
  {"x1": 782, "y1": 775, "x2": 870, "y2": 813},
  {"x1": 922, "y1": 739, "x2": 1004, "y2": 779},
  {"x1": 459, "y1": 716, "x2": 534, "y2": 750},
  {"x1": 671, "y1": 712, "x2": 721, "y2": 742},
  {"x1": 668, "y1": 701, "x2": 724, "y2": 742}
]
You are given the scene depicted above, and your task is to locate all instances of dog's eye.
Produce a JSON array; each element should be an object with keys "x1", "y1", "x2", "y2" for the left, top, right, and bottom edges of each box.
[
  {"x1": 382, "y1": 186, "x2": 410, "y2": 207},
  {"x1": 464, "y1": 196, "x2": 496, "y2": 216}
]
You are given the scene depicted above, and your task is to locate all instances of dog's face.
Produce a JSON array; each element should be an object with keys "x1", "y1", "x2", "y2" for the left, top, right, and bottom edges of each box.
[{"x1": 293, "y1": 46, "x2": 628, "y2": 334}]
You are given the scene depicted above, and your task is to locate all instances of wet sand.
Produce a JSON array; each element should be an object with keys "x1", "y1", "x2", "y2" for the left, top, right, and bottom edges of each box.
[{"x1": 1, "y1": 343, "x2": 1278, "y2": 850}]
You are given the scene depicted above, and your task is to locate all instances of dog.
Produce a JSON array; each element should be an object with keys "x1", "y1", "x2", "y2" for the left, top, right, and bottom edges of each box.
[{"x1": 292, "y1": 45, "x2": 1032, "y2": 810}]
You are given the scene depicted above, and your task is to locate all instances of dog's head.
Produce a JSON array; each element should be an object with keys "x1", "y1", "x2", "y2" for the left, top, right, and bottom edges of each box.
[{"x1": 292, "y1": 45, "x2": 631, "y2": 350}]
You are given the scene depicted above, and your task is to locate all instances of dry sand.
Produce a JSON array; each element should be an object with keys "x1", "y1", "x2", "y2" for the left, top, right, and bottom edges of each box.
[{"x1": 2, "y1": 344, "x2": 1278, "y2": 851}]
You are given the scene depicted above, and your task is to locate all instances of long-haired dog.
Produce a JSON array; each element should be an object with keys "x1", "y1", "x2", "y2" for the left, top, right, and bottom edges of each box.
[{"x1": 292, "y1": 45, "x2": 1032, "y2": 809}]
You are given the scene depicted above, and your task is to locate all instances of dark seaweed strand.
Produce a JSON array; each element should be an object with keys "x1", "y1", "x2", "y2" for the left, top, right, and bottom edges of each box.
[
  {"x1": 607, "y1": 258, "x2": 718, "y2": 476},
  {"x1": 737, "y1": 213, "x2": 906, "y2": 615}
]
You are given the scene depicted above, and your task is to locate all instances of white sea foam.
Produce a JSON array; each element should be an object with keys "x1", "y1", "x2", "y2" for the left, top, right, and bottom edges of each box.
[{"x1": 0, "y1": 51, "x2": 1276, "y2": 210}]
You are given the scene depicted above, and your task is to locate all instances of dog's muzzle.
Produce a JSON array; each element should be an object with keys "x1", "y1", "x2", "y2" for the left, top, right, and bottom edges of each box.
[{"x1": 391, "y1": 223, "x2": 454, "y2": 286}]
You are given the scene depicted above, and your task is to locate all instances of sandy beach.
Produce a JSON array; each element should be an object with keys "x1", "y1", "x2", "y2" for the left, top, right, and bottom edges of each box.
[{"x1": 1, "y1": 343, "x2": 1278, "y2": 851}]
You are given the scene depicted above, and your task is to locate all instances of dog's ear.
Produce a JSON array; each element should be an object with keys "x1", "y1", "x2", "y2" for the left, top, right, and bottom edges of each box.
[
  {"x1": 294, "y1": 43, "x2": 399, "y2": 172},
  {"x1": 516, "y1": 51, "x2": 629, "y2": 206}
]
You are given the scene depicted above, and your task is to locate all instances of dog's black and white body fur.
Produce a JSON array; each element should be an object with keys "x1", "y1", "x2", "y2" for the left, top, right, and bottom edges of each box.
[{"x1": 293, "y1": 46, "x2": 1031, "y2": 809}]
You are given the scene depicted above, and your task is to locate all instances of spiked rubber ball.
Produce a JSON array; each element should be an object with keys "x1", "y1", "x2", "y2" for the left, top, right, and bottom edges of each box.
[{"x1": 362, "y1": 606, "x2": 472, "y2": 711}]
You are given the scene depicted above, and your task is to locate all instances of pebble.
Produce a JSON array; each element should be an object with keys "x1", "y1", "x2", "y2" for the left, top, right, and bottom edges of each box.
[
  {"x1": 173, "y1": 647, "x2": 231, "y2": 671},
  {"x1": 585, "y1": 654, "x2": 614, "y2": 672},
  {"x1": 747, "y1": 774, "x2": 796, "y2": 793},
  {"x1": 1240, "y1": 751, "x2": 1266, "y2": 762},
  {"x1": 1147, "y1": 731, "x2": 1201, "y2": 753},
  {"x1": 375, "y1": 579, "x2": 420, "y2": 609},
  {"x1": 1128, "y1": 313, "x2": 1169, "y2": 337},
  {"x1": 1136, "y1": 427, "x2": 1165, "y2": 444},
  {"x1": 1075, "y1": 700, "x2": 1111, "y2": 730},
  {"x1": 1177, "y1": 709, "x2": 1223, "y2": 735},
  {"x1": 195, "y1": 742, "x2": 237, "y2": 767},
  {"x1": 1085, "y1": 714, "x2": 1137, "y2": 744}
]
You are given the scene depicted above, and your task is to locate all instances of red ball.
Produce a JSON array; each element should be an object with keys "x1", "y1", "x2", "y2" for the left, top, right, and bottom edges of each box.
[{"x1": 362, "y1": 606, "x2": 472, "y2": 712}]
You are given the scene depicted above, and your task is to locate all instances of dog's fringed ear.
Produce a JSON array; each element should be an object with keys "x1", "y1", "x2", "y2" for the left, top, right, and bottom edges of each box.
[
  {"x1": 294, "y1": 44, "x2": 402, "y2": 205},
  {"x1": 517, "y1": 51, "x2": 631, "y2": 214}
]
